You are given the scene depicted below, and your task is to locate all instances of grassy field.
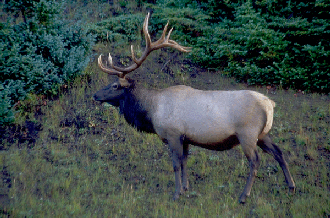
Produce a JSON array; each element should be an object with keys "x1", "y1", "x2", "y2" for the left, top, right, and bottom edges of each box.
[{"x1": 1, "y1": 43, "x2": 330, "y2": 217}]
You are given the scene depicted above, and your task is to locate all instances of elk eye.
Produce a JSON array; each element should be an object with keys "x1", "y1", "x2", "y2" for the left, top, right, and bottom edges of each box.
[{"x1": 112, "y1": 84, "x2": 119, "y2": 89}]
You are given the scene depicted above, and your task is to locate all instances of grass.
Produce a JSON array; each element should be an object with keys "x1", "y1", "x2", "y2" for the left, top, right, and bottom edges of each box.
[{"x1": 1, "y1": 43, "x2": 330, "y2": 217}]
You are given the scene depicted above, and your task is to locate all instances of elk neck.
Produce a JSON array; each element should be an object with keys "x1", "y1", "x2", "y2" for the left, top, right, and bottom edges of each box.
[{"x1": 120, "y1": 84, "x2": 158, "y2": 133}]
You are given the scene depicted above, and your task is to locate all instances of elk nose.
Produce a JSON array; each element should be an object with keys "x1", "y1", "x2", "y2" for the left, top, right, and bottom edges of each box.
[{"x1": 93, "y1": 94, "x2": 101, "y2": 102}]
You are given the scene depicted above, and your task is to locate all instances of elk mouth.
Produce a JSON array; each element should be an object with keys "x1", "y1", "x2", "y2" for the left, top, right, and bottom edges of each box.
[
  {"x1": 92, "y1": 96, "x2": 103, "y2": 106},
  {"x1": 92, "y1": 94, "x2": 103, "y2": 103},
  {"x1": 92, "y1": 95, "x2": 120, "y2": 107}
]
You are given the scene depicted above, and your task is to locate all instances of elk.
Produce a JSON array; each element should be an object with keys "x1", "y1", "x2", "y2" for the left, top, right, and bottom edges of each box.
[{"x1": 94, "y1": 13, "x2": 295, "y2": 203}]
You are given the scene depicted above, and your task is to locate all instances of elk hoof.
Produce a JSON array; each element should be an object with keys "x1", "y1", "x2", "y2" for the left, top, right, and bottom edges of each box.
[
  {"x1": 289, "y1": 186, "x2": 296, "y2": 194},
  {"x1": 239, "y1": 194, "x2": 247, "y2": 204},
  {"x1": 173, "y1": 193, "x2": 180, "y2": 201},
  {"x1": 172, "y1": 188, "x2": 184, "y2": 200},
  {"x1": 239, "y1": 199, "x2": 246, "y2": 204},
  {"x1": 183, "y1": 184, "x2": 189, "y2": 192}
]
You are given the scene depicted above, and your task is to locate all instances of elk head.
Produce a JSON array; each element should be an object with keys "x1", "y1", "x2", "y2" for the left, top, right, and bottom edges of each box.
[{"x1": 93, "y1": 13, "x2": 191, "y2": 105}]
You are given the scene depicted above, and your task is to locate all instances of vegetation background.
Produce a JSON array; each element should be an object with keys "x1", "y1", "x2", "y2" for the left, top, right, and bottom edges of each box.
[{"x1": 0, "y1": 0, "x2": 329, "y2": 217}]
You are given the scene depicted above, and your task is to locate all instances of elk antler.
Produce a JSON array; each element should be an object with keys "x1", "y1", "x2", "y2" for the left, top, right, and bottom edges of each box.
[{"x1": 98, "y1": 12, "x2": 192, "y2": 78}]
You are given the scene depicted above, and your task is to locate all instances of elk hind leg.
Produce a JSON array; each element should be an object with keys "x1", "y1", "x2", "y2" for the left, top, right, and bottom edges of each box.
[{"x1": 257, "y1": 135, "x2": 295, "y2": 192}]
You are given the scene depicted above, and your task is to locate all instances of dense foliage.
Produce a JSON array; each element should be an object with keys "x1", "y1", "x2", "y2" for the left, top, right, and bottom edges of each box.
[{"x1": 0, "y1": 0, "x2": 95, "y2": 126}]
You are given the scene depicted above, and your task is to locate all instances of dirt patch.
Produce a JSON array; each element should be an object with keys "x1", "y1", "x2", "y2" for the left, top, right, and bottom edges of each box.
[{"x1": 0, "y1": 120, "x2": 42, "y2": 150}]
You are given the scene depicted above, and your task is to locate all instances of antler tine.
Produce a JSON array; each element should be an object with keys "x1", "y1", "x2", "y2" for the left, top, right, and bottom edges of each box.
[
  {"x1": 98, "y1": 54, "x2": 123, "y2": 77},
  {"x1": 143, "y1": 12, "x2": 152, "y2": 49},
  {"x1": 131, "y1": 45, "x2": 138, "y2": 64},
  {"x1": 152, "y1": 21, "x2": 169, "y2": 46},
  {"x1": 165, "y1": 27, "x2": 174, "y2": 42},
  {"x1": 152, "y1": 21, "x2": 192, "y2": 52},
  {"x1": 167, "y1": 40, "x2": 192, "y2": 52},
  {"x1": 108, "y1": 53, "x2": 113, "y2": 67}
]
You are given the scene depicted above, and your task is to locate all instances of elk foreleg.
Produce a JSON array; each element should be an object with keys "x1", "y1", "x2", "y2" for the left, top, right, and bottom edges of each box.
[
  {"x1": 239, "y1": 139, "x2": 261, "y2": 204},
  {"x1": 181, "y1": 143, "x2": 189, "y2": 191},
  {"x1": 168, "y1": 136, "x2": 184, "y2": 200}
]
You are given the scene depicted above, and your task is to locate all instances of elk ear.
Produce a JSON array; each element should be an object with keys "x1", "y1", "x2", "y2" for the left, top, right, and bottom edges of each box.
[{"x1": 119, "y1": 77, "x2": 130, "y2": 87}]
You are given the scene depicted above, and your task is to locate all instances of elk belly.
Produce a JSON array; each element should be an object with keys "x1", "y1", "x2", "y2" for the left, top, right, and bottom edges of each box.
[{"x1": 184, "y1": 134, "x2": 240, "y2": 151}]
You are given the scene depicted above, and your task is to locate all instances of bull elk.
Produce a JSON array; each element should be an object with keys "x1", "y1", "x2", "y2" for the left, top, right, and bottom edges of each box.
[{"x1": 94, "y1": 13, "x2": 295, "y2": 203}]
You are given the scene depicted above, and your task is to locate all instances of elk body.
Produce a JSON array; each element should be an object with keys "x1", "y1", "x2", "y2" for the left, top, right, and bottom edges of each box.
[{"x1": 94, "y1": 13, "x2": 295, "y2": 203}]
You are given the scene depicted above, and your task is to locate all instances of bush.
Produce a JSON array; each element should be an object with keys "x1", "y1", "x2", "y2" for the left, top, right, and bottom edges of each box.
[
  {"x1": 0, "y1": 84, "x2": 14, "y2": 126},
  {"x1": 187, "y1": 0, "x2": 330, "y2": 92},
  {"x1": 88, "y1": 14, "x2": 145, "y2": 43},
  {"x1": 0, "y1": 0, "x2": 95, "y2": 126},
  {"x1": 150, "y1": 6, "x2": 210, "y2": 44}
]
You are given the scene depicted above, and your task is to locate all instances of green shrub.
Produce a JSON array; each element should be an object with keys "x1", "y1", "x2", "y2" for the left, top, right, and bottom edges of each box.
[
  {"x1": 0, "y1": 84, "x2": 14, "y2": 126},
  {"x1": 0, "y1": 0, "x2": 95, "y2": 126},
  {"x1": 186, "y1": 0, "x2": 330, "y2": 92},
  {"x1": 0, "y1": 20, "x2": 95, "y2": 98},
  {"x1": 88, "y1": 14, "x2": 145, "y2": 43},
  {"x1": 150, "y1": 6, "x2": 210, "y2": 44}
]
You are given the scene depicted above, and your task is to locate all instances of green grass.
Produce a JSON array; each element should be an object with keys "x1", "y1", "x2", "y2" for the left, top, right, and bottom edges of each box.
[{"x1": 1, "y1": 45, "x2": 330, "y2": 217}]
